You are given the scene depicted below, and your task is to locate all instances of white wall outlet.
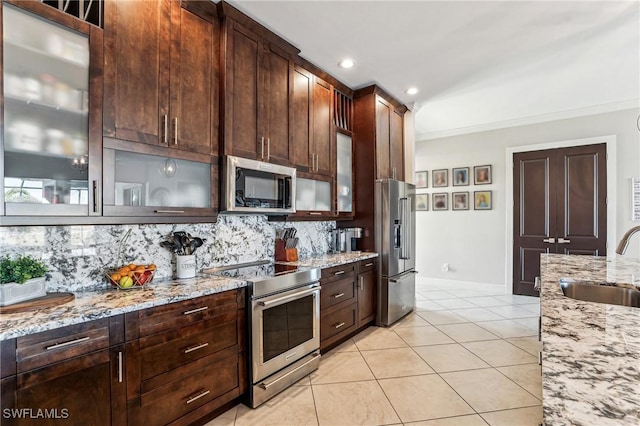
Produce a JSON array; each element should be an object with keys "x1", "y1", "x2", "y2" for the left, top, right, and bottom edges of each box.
[{"x1": 442, "y1": 263, "x2": 450, "y2": 272}]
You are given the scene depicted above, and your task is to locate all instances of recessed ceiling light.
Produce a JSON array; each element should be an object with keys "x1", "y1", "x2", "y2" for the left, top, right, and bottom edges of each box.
[
  {"x1": 338, "y1": 58, "x2": 355, "y2": 69},
  {"x1": 405, "y1": 87, "x2": 419, "y2": 95}
]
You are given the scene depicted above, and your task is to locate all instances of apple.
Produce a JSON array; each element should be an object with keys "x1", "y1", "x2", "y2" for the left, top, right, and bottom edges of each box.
[{"x1": 119, "y1": 276, "x2": 134, "y2": 289}]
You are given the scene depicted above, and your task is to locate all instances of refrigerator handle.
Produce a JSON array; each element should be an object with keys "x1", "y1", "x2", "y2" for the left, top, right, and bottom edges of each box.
[
  {"x1": 399, "y1": 198, "x2": 410, "y2": 260},
  {"x1": 405, "y1": 197, "x2": 412, "y2": 260}
]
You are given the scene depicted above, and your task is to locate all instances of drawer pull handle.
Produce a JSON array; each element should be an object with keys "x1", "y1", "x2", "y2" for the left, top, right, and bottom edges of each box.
[
  {"x1": 359, "y1": 276, "x2": 363, "y2": 290},
  {"x1": 333, "y1": 293, "x2": 345, "y2": 299},
  {"x1": 45, "y1": 336, "x2": 90, "y2": 351},
  {"x1": 334, "y1": 270, "x2": 346, "y2": 276},
  {"x1": 309, "y1": 212, "x2": 323, "y2": 216},
  {"x1": 154, "y1": 210, "x2": 186, "y2": 214},
  {"x1": 184, "y1": 342, "x2": 209, "y2": 354},
  {"x1": 334, "y1": 322, "x2": 346, "y2": 329},
  {"x1": 365, "y1": 263, "x2": 374, "y2": 267},
  {"x1": 117, "y1": 351, "x2": 123, "y2": 383},
  {"x1": 183, "y1": 306, "x2": 208, "y2": 315},
  {"x1": 186, "y1": 389, "x2": 210, "y2": 405}
]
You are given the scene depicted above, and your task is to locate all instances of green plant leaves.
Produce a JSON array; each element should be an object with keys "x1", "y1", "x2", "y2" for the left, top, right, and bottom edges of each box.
[{"x1": 0, "y1": 255, "x2": 47, "y2": 284}]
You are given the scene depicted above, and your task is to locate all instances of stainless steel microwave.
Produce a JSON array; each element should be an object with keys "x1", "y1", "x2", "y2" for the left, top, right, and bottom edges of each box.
[{"x1": 222, "y1": 156, "x2": 296, "y2": 214}]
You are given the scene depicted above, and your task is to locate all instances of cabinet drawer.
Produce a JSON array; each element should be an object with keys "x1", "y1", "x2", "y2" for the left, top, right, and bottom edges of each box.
[
  {"x1": 16, "y1": 318, "x2": 110, "y2": 373},
  {"x1": 139, "y1": 313, "x2": 237, "y2": 381},
  {"x1": 359, "y1": 259, "x2": 377, "y2": 273},
  {"x1": 321, "y1": 263, "x2": 356, "y2": 282},
  {"x1": 136, "y1": 291, "x2": 238, "y2": 337},
  {"x1": 138, "y1": 351, "x2": 239, "y2": 425},
  {"x1": 321, "y1": 303, "x2": 357, "y2": 343},
  {"x1": 320, "y1": 276, "x2": 356, "y2": 311}
]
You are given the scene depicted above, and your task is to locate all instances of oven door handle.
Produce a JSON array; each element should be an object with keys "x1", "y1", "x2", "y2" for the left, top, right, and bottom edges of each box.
[
  {"x1": 259, "y1": 352, "x2": 320, "y2": 390},
  {"x1": 257, "y1": 286, "x2": 320, "y2": 307}
]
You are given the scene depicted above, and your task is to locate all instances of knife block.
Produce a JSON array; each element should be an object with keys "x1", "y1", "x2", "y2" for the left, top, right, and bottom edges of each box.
[{"x1": 275, "y1": 239, "x2": 298, "y2": 262}]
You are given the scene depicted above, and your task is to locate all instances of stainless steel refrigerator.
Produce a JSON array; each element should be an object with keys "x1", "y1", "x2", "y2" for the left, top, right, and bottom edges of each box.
[{"x1": 375, "y1": 179, "x2": 416, "y2": 326}]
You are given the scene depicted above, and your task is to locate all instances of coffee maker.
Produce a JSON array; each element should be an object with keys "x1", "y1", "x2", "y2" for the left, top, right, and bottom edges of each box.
[{"x1": 330, "y1": 228, "x2": 362, "y2": 253}]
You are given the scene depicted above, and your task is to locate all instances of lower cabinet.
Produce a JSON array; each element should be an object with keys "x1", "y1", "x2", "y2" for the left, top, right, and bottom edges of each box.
[
  {"x1": 320, "y1": 259, "x2": 377, "y2": 352},
  {"x1": 125, "y1": 289, "x2": 246, "y2": 426},
  {"x1": 0, "y1": 288, "x2": 246, "y2": 426},
  {"x1": 0, "y1": 317, "x2": 126, "y2": 426}
]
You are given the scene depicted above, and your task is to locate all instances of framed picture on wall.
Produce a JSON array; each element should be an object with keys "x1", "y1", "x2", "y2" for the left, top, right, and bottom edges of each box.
[
  {"x1": 474, "y1": 190, "x2": 492, "y2": 210},
  {"x1": 415, "y1": 171, "x2": 428, "y2": 188},
  {"x1": 432, "y1": 169, "x2": 448, "y2": 187},
  {"x1": 452, "y1": 192, "x2": 469, "y2": 210},
  {"x1": 416, "y1": 194, "x2": 429, "y2": 211},
  {"x1": 432, "y1": 193, "x2": 448, "y2": 210},
  {"x1": 452, "y1": 167, "x2": 470, "y2": 186},
  {"x1": 474, "y1": 165, "x2": 492, "y2": 185}
]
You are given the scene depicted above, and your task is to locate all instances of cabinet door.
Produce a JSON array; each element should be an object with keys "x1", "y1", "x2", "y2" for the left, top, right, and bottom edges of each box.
[
  {"x1": 312, "y1": 77, "x2": 333, "y2": 176},
  {"x1": 15, "y1": 350, "x2": 112, "y2": 426},
  {"x1": 262, "y1": 44, "x2": 292, "y2": 166},
  {"x1": 103, "y1": 0, "x2": 170, "y2": 145},
  {"x1": 291, "y1": 66, "x2": 311, "y2": 171},
  {"x1": 390, "y1": 109, "x2": 404, "y2": 181},
  {"x1": 169, "y1": 3, "x2": 217, "y2": 155},
  {"x1": 222, "y1": 20, "x2": 260, "y2": 159},
  {"x1": 375, "y1": 97, "x2": 391, "y2": 179},
  {"x1": 358, "y1": 269, "x2": 376, "y2": 326}
]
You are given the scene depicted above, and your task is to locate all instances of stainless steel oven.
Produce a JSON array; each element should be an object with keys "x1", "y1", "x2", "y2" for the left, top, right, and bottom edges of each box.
[{"x1": 204, "y1": 261, "x2": 321, "y2": 408}]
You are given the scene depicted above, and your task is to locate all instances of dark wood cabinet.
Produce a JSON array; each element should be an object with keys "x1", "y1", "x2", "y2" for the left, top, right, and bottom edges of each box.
[
  {"x1": 357, "y1": 259, "x2": 377, "y2": 327},
  {"x1": 220, "y1": 9, "x2": 298, "y2": 166},
  {"x1": 291, "y1": 65, "x2": 334, "y2": 176},
  {"x1": 103, "y1": 0, "x2": 218, "y2": 155},
  {"x1": 1, "y1": 317, "x2": 125, "y2": 426},
  {"x1": 390, "y1": 109, "x2": 404, "y2": 181},
  {"x1": 125, "y1": 289, "x2": 245, "y2": 426}
]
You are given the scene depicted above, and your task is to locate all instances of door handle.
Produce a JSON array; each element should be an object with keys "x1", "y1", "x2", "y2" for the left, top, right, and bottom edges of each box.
[
  {"x1": 162, "y1": 114, "x2": 168, "y2": 144},
  {"x1": 260, "y1": 137, "x2": 265, "y2": 159},
  {"x1": 558, "y1": 238, "x2": 571, "y2": 244},
  {"x1": 267, "y1": 138, "x2": 270, "y2": 160},
  {"x1": 173, "y1": 117, "x2": 178, "y2": 145},
  {"x1": 542, "y1": 238, "x2": 555, "y2": 243}
]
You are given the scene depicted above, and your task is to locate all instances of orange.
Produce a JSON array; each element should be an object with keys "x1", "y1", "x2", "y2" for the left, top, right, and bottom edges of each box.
[
  {"x1": 127, "y1": 263, "x2": 136, "y2": 270},
  {"x1": 134, "y1": 265, "x2": 146, "y2": 273},
  {"x1": 117, "y1": 266, "x2": 130, "y2": 275},
  {"x1": 110, "y1": 273, "x2": 121, "y2": 282},
  {"x1": 148, "y1": 264, "x2": 157, "y2": 271}
]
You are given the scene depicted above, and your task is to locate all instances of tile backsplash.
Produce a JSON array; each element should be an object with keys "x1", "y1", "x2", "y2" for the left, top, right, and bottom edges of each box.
[{"x1": 0, "y1": 216, "x2": 335, "y2": 292}]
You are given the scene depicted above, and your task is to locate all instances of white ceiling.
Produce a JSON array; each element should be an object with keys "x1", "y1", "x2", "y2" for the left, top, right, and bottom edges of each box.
[{"x1": 227, "y1": 1, "x2": 640, "y2": 141}]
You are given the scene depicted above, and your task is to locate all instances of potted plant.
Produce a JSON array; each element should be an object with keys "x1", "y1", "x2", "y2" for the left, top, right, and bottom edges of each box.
[{"x1": 0, "y1": 255, "x2": 48, "y2": 306}]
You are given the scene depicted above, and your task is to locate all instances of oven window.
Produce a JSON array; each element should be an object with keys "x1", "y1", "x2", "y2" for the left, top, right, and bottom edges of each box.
[{"x1": 262, "y1": 294, "x2": 314, "y2": 362}]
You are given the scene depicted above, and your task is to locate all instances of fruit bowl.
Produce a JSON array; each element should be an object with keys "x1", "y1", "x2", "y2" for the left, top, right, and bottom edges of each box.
[{"x1": 105, "y1": 263, "x2": 156, "y2": 290}]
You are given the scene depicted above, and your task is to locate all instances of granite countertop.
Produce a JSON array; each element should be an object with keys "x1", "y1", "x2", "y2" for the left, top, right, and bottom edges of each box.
[
  {"x1": 540, "y1": 254, "x2": 640, "y2": 426},
  {"x1": 0, "y1": 252, "x2": 378, "y2": 342}
]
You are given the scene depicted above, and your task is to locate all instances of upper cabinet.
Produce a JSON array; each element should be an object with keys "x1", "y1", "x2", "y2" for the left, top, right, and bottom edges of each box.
[
  {"x1": 1, "y1": 0, "x2": 103, "y2": 218},
  {"x1": 354, "y1": 86, "x2": 406, "y2": 181},
  {"x1": 219, "y1": 4, "x2": 298, "y2": 166},
  {"x1": 103, "y1": 0, "x2": 219, "y2": 155},
  {"x1": 291, "y1": 65, "x2": 334, "y2": 177}
]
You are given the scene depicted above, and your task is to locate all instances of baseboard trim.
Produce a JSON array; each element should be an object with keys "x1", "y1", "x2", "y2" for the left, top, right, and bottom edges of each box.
[{"x1": 416, "y1": 277, "x2": 506, "y2": 295}]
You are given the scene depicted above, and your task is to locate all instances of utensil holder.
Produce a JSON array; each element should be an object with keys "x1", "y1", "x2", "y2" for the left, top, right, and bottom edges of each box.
[
  {"x1": 275, "y1": 239, "x2": 298, "y2": 262},
  {"x1": 176, "y1": 254, "x2": 196, "y2": 279}
]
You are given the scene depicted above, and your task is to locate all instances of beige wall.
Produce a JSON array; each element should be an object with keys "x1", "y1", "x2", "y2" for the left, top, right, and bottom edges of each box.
[{"x1": 415, "y1": 108, "x2": 640, "y2": 287}]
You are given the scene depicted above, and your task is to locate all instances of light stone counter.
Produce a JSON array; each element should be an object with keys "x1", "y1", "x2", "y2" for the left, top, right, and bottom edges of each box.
[
  {"x1": 0, "y1": 252, "x2": 378, "y2": 342},
  {"x1": 540, "y1": 254, "x2": 640, "y2": 426}
]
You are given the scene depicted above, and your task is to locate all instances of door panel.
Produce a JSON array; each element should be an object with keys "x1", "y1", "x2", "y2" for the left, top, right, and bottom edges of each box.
[
  {"x1": 312, "y1": 77, "x2": 333, "y2": 176},
  {"x1": 557, "y1": 144, "x2": 607, "y2": 253},
  {"x1": 264, "y1": 45, "x2": 291, "y2": 165},
  {"x1": 291, "y1": 67, "x2": 311, "y2": 170},
  {"x1": 513, "y1": 144, "x2": 607, "y2": 296},
  {"x1": 513, "y1": 150, "x2": 556, "y2": 296},
  {"x1": 389, "y1": 109, "x2": 404, "y2": 180},
  {"x1": 226, "y1": 22, "x2": 259, "y2": 159},
  {"x1": 375, "y1": 98, "x2": 391, "y2": 179}
]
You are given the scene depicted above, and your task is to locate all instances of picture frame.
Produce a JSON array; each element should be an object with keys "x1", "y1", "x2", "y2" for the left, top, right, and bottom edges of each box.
[
  {"x1": 432, "y1": 169, "x2": 448, "y2": 187},
  {"x1": 474, "y1": 165, "x2": 492, "y2": 185},
  {"x1": 474, "y1": 190, "x2": 492, "y2": 210},
  {"x1": 432, "y1": 193, "x2": 448, "y2": 211},
  {"x1": 415, "y1": 171, "x2": 428, "y2": 188},
  {"x1": 452, "y1": 167, "x2": 470, "y2": 186},
  {"x1": 452, "y1": 192, "x2": 469, "y2": 210},
  {"x1": 415, "y1": 194, "x2": 429, "y2": 211}
]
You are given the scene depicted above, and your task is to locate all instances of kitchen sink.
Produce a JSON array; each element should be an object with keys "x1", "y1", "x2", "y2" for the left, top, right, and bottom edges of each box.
[{"x1": 559, "y1": 280, "x2": 640, "y2": 308}]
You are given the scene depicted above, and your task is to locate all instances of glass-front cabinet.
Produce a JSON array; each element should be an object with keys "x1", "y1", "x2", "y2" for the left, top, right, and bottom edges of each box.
[
  {"x1": 295, "y1": 176, "x2": 333, "y2": 217},
  {"x1": 1, "y1": 1, "x2": 102, "y2": 217},
  {"x1": 102, "y1": 148, "x2": 215, "y2": 217},
  {"x1": 336, "y1": 132, "x2": 353, "y2": 215}
]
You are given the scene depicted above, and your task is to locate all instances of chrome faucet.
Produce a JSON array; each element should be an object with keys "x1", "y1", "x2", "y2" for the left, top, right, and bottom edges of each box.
[{"x1": 616, "y1": 225, "x2": 640, "y2": 254}]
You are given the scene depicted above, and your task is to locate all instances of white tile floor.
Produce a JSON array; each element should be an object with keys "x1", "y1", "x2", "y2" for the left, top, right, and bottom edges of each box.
[{"x1": 206, "y1": 279, "x2": 543, "y2": 426}]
